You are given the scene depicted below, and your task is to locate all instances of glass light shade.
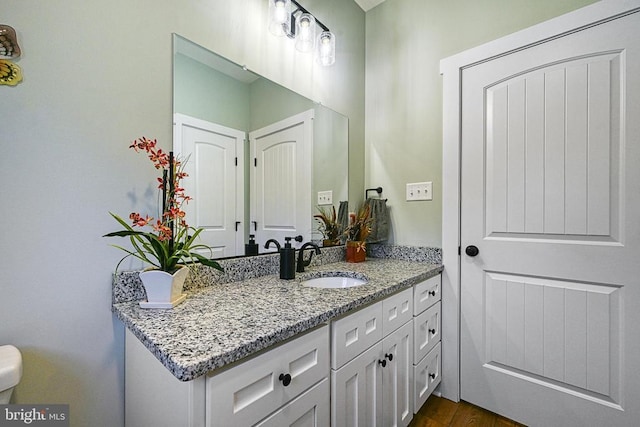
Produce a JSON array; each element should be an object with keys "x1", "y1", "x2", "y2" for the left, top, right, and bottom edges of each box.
[
  {"x1": 316, "y1": 31, "x2": 336, "y2": 66},
  {"x1": 269, "y1": 0, "x2": 291, "y2": 37},
  {"x1": 295, "y1": 13, "x2": 316, "y2": 53}
]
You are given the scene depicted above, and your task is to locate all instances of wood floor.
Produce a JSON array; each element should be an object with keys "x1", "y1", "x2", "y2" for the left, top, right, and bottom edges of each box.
[{"x1": 410, "y1": 394, "x2": 527, "y2": 427}]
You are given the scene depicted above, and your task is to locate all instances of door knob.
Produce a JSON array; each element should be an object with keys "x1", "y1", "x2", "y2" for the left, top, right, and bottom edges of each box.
[{"x1": 465, "y1": 245, "x2": 479, "y2": 257}]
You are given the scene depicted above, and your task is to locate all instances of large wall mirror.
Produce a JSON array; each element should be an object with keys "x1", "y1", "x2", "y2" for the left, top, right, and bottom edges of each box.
[{"x1": 172, "y1": 34, "x2": 349, "y2": 258}]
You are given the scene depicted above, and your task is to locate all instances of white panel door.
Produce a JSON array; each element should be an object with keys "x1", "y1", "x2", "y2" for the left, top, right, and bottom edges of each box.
[
  {"x1": 460, "y1": 10, "x2": 640, "y2": 426},
  {"x1": 250, "y1": 110, "x2": 313, "y2": 250},
  {"x1": 174, "y1": 114, "x2": 245, "y2": 258}
]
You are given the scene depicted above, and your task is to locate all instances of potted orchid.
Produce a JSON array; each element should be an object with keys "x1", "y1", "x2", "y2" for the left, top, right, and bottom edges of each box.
[
  {"x1": 104, "y1": 137, "x2": 222, "y2": 307},
  {"x1": 344, "y1": 203, "x2": 372, "y2": 263}
]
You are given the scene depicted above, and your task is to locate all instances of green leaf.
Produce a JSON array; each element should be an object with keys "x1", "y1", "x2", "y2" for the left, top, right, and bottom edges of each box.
[{"x1": 190, "y1": 253, "x2": 224, "y2": 271}]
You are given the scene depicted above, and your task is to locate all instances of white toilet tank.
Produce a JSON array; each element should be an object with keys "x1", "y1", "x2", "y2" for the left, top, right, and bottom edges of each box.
[{"x1": 0, "y1": 345, "x2": 22, "y2": 404}]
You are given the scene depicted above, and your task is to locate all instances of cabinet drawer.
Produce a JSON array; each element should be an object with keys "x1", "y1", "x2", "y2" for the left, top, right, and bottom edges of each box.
[
  {"x1": 413, "y1": 342, "x2": 441, "y2": 412},
  {"x1": 382, "y1": 287, "x2": 413, "y2": 336},
  {"x1": 413, "y1": 302, "x2": 441, "y2": 363},
  {"x1": 413, "y1": 275, "x2": 441, "y2": 315},
  {"x1": 331, "y1": 302, "x2": 383, "y2": 370},
  {"x1": 256, "y1": 377, "x2": 329, "y2": 427},
  {"x1": 206, "y1": 325, "x2": 329, "y2": 427}
]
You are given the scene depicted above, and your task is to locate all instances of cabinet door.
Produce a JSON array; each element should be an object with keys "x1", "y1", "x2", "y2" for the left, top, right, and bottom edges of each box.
[
  {"x1": 414, "y1": 342, "x2": 441, "y2": 412},
  {"x1": 207, "y1": 325, "x2": 329, "y2": 427},
  {"x1": 413, "y1": 302, "x2": 441, "y2": 363},
  {"x1": 331, "y1": 342, "x2": 384, "y2": 427},
  {"x1": 256, "y1": 378, "x2": 329, "y2": 427},
  {"x1": 332, "y1": 302, "x2": 383, "y2": 370},
  {"x1": 413, "y1": 275, "x2": 441, "y2": 315},
  {"x1": 382, "y1": 320, "x2": 414, "y2": 427},
  {"x1": 382, "y1": 287, "x2": 413, "y2": 336}
]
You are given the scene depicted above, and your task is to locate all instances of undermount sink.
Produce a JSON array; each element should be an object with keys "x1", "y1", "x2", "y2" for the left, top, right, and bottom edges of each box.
[{"x1": 302, "y1": 276, "x2": 367, "y2": 289}]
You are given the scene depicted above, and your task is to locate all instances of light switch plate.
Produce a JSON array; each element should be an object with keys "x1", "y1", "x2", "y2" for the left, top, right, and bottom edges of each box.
[
  {"x1": 317, "y1": 190, "x2": 333, "y2": 205},
  {"x1": 406, "y1": 182, "x2": 433, "y2": 201}
]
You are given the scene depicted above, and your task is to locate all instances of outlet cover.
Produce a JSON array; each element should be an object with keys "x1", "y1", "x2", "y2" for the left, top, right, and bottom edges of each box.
[
  {"x1": 406, "y1": 182, "x2": 433, "y2": 201},
  {"x1": 317, "y1": 190, "x2": 333, "y2": 205}
]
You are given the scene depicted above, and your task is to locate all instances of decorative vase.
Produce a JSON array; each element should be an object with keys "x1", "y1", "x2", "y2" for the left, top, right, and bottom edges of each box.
[
  {"x1": 138, "y1": 266, "x2": 189, "y2": 308},
  {"x1": 346, "y1": 241, "x2": 366, "y2": 263}
]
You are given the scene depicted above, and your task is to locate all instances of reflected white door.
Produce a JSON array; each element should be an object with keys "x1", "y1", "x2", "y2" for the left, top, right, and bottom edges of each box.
[
  {"x1": 460, "y1": 11, "x2": 640, "y2": 426},
  {"x1": 174, "y1": 114, "x2": 244, "y2": 258},
  {"x1": 250, "y1": 110, "x2": 313, "y2": 250}
]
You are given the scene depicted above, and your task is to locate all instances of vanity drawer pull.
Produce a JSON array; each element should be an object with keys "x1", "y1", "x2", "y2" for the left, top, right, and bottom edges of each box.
[{"x1": 278, "y1": 373, "x2": 292, "y2": 386}]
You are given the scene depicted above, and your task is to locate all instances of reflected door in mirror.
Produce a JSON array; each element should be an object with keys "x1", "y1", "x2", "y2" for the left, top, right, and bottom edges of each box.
[
  {"x1": 250, "y1": 110, "x2": 313, "y2": 250},
  {"x1": 174, "y1": 114, "x2": 245, "y2": 257}
]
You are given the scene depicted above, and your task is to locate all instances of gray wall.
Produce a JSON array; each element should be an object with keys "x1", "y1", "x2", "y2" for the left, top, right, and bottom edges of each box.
[
  {"x1": 174, "y1": 53, "x2": 251, "y2": 130},
  {"x1": 364, "y1": 0, "x2": 598, "y2": 247},
  {"x1": 0, "y1": 1, "x2": 365, "y2": 426}
]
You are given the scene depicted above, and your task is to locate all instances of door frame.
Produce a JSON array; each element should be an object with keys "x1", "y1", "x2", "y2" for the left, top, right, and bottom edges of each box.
[{"x1": 440, "y1": 0, "x2": 640, "y2": 403}]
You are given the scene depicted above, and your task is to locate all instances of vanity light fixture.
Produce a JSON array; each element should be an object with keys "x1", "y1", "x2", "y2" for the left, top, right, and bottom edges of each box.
[
  {"x1": 295, "y1": 13, "x2": 316, "y2": 53},
  {"x1": 268, "y1": 0, "x2": 291, "y2": 36},
  {"x1": 317, "y1": 31, "x2": 335, "y2": 66},
  {"x1": 268, "y1": 0, "x2": 336, "y2": 66}
]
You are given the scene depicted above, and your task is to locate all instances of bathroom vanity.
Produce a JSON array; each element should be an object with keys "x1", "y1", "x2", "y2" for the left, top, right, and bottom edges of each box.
[{"x1": 114, "y1": 255, "x2": 442, "y2": 426}]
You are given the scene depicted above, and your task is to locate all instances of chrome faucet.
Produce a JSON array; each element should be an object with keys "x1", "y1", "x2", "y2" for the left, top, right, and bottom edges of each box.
[{"x1": 296, "y1": 242, "x2": 321, "y2": 273}]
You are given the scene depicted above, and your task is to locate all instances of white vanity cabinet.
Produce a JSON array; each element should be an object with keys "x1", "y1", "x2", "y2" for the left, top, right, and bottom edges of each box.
[
  {"x1": 330, "y1": 287, "x2": 414, "y2": 427},
  {"x1": 125, "y1": 325, "x2": 329, "y2": 427},
  {"x1": 124, "y1": 272, "x2": 443, "y2": 427},
  {"x1": 413, "y1": 275, "x2": 442, "y2": 411},
  {"x1": 206, "y1": 325, "x2": 329, "y2": 427}
]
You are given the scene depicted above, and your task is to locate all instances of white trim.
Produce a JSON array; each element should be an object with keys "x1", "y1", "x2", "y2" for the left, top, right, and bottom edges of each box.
[{"x1": 439, "y1": 0, "x2": 640, "y2": 402}]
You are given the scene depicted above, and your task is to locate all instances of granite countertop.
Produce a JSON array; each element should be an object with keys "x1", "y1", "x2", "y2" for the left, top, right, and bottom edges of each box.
[{"x1": 113, "y1": 258, "x2": 442, "y2": 381}]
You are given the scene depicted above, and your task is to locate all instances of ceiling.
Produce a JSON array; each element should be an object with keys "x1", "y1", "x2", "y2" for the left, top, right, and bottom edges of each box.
[{"x1": 354, "y1": 0, "x2": 387, "y2": 12}]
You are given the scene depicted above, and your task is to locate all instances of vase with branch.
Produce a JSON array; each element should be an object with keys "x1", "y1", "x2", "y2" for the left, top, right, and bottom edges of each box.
[
  {"x1": 344, "y1": 203, "x2": 372, "y2": 263},
  {"x1": 314, "y1": 205, "x2": 341, "y2": 247}
]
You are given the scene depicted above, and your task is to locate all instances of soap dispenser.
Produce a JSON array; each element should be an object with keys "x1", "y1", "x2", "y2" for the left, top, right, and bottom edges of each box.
[
  {"x1": 279, "y1": 237, "x2": 296, "y2": 280},
  {"x1": 245, "y1": 234, "x2": 259, "y2": 256}
]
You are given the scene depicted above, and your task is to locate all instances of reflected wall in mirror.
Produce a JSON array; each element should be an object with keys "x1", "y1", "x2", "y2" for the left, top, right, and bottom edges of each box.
[{"x1": 172, "y1": 34, "x2": 349, "y2": 258}]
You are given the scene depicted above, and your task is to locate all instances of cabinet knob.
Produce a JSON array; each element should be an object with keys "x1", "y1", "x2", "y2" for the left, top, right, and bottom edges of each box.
[
  {"x1": 428, "y1": 290, "x2": 436, "y2": 296},
  {"x1": 429, "y1": 373, "x2": 436, "y2": 379},
  {"x1": 279, "y1": 373, "x2": 292, "y2": 386},
  {"x1": 385, "y1": 353, "x2": 393, "y2": 362},
  {"x1": 378, "y1": 359, "x2": 387, "y2": 368},
  {"x1": 429, "y1": 328, "x2": 436, "y2": 335}
]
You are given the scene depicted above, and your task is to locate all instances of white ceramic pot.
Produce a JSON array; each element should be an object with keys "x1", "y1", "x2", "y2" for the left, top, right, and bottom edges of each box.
[{"x1": 138, "y1": 266, "x2": 189, "y2": 308}]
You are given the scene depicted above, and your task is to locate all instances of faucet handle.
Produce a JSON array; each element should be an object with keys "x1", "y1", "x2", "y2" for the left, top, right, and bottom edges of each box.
[{"x1": 294, "y1": 235, "x2": 303, "y2": 242}]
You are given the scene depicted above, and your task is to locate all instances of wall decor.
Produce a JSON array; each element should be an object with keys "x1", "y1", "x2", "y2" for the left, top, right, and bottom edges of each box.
[{"x1": 0, "y1": 25, "x2": 22, "y2": 86}]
